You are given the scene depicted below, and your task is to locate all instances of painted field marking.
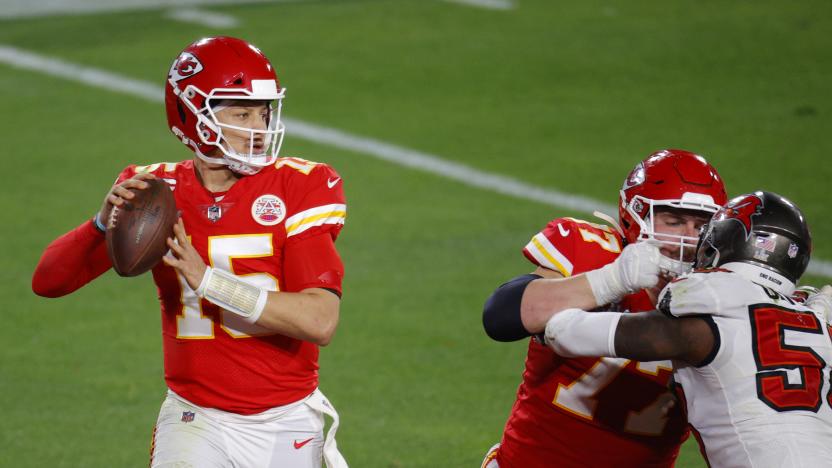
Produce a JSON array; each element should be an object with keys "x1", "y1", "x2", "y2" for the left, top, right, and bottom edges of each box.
[
  {"x1": 0, "y1": 0, "x2": 285, "y2": 19},
  {"x1": 164, "y1": 8, "x2": 240, "y2": 28},
  {"x1": 441, "y1": 0, "x2": 514, "y2": 11}
]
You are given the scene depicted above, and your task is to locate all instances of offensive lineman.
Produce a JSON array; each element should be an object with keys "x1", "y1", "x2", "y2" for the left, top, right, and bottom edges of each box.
[
  {"x1": 32, "y1": 37, "x2": 348, "y2": 468},
  {"x1": 544, "y1": 191, "x2": 832, "y2": 467},
  {"x1": 482, "y1": 150, "x2": 728, "y2": 467}
]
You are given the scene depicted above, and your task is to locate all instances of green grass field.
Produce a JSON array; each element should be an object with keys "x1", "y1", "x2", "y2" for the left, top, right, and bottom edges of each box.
[{"x1": 2, "y1": 1, "x2": 830, "y2": 466}]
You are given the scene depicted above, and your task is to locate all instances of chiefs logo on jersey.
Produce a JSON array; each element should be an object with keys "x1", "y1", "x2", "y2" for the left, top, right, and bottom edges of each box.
[
  {"x1": 168, "y1": 52, "x2": 204, "y2": 84},
  {"x1": 716, "y1": 193, "x2": 763, "y2": 240}
]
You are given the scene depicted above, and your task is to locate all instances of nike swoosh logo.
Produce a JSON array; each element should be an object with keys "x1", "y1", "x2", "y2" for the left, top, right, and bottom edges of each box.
[
  {"x1": 557, "y1": 224, "x2": 570, "y2": 237},
  {"x1": 294, "y1": 437, "x2": 314, "y2": 449},
  {"x1": 327, "y1": 177, "x2": 341, "y2": 189}
]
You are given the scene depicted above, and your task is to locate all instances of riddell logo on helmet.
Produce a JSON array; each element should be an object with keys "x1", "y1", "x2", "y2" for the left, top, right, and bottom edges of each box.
[
  {"x1": 168, "y1": 52, "x2": 204, "y2": 83},
  {"x1": 719, "y1": 194, "x2": 764, "y2": 240}
]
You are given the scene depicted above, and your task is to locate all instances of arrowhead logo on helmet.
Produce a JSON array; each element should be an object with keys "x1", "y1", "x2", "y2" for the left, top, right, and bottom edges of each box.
[
  {"x1": 168, "y1": 52, "x2": 204, "y2": 84},
  {"x1": 621, "y1": 162, "x2": 646, "y2": 190},
  {"x1": 717, "y1": 194, "x2": 764, "y2": 240}
]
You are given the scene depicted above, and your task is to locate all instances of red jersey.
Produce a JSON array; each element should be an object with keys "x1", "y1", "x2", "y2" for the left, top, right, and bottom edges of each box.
[
  {"x1": 118, "y1": 157, "x2": 346, "y2": 414},
  {"x1": 498, "y1": 217, "x2": 688, "y2": 467}
]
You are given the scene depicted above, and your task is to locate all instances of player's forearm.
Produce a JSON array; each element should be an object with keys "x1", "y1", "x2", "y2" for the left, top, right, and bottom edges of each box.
[
  {"x1": 543, "y1": 308, "x2": 699, "y2": 362},
  {"x1": 521, "y1": 242, "x2": 665, "y2": 333},
  {"x1": 520, "y1": 275, "x2": 599, "y2": 333},
  {"x1": 32, "y1": 219, "x2": 112, "y2": 297},
  {"x1": 191, "y1": 265, "x2": 341, "y2": 345},
  {"x1": 613, "y1": 314, "x2": 679, "y2": 361},
  {"x1": 256, "y1": 288, "x2": 340, "y2": 346}
]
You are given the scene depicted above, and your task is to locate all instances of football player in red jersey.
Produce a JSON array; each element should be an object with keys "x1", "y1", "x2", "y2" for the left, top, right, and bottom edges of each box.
[
  {"x1": 481, "y1": 149, "x2": 728, "y2": 468},
  {"x1": 32, "y1": 37, "x2": 348, "y2": 468}
]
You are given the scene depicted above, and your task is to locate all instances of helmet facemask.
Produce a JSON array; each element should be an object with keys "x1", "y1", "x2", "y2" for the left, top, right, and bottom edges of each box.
[
  {"x1": 180, "y1": 79, "x2": 285, "y2": 175},
  {"x1": 624, "y1": 192, "x2": 722, "y2": 276},
  {"x1": 693, "y1": 223, "x2": 720, "y2": 270}
]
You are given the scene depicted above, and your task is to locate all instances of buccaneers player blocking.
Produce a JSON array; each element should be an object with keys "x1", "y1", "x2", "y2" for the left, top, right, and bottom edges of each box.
[
  {"x1": 33, "y1": 37, "x2": 348, "y2": 468},
  {"x1": 482, "y1": 149, "x2": 728, "y2": 467},
  {"x1": 544, "y1": 191, "x2": 832, "y2": 467}
]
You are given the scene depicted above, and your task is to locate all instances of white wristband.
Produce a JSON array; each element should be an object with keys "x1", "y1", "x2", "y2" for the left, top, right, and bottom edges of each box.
[
  {"x1": 585, "y1": 263, "x2": 625, "y2": 306},
  {"x1": 544, "y1": 308, "x2": 621, "y2": 358},
  {"x1": 194, "y1": 267, "x2": 267, "y2": 324},
  {"x1": 195, "y1": 266, "x2": 213, "y2": 297}
]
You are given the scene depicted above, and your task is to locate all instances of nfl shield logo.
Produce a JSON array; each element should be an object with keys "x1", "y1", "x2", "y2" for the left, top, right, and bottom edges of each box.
[
  {"x1": 207, "y1": 205, "x2": 222, "y2": 223},
  {"x1": 788, "y1": 243, "x2": 799, "y2": 259},
  {"x1": 181, "y1": 411, "x2": 195, "y2": 423}
]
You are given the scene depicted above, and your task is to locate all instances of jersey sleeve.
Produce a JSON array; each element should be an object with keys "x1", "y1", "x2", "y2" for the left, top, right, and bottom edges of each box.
[
  {"x1": 283, "y1": 231, "x2": 345, "y2": 295},
  {"x1": 32, "y1": 219, "x2": 112, "y2": 297},
  {"x1": 32, "y1": 162, "x2": 182, "y2": 298},
  {"x1": 32, "y1": 162, "x2": 148, "y2": 297},
  {"x1": 522, "y1": 217, "x2": 622, "y2": 276},
  {"x1": 282, "y1": 162, "x2": 346, "y2": 244}
]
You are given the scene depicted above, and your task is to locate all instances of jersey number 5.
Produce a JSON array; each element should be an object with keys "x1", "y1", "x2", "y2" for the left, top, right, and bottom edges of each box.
[
  {"x1": 749, "y1": 304, "x2": 832, "y2": 412},
  {"x1": 176, "y1": 234, "x2": 278, "y2": 339}
]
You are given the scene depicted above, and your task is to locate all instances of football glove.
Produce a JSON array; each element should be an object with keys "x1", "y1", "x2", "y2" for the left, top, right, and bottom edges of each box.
[
  {"x1": 802, "y1": 285, "x2": 832, "y2": 325},
  {"x1": 585, "y1": 241, "x2": 661, "y2": 306}
]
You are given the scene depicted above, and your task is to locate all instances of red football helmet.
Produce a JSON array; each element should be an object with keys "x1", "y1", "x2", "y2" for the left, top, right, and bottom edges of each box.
[
  {"x1": 165, "y1": 36, "x2": 285, "y2": 175},
  {"x1": 619, "y1": 149, "x2": 728, "y2": 274}
]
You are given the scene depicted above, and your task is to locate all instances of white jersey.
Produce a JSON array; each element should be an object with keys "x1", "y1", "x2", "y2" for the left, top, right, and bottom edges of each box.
[{"x1": 658, "y1": 265, "x2": 832, "y2": 468}]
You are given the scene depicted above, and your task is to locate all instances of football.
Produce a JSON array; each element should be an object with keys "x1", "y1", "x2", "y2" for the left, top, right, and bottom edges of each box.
[{"x1": 105, "y1": 178, "x2": 178, "y2": 277}]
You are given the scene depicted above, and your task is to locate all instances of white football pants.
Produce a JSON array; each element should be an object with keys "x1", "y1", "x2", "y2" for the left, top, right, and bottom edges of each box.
[
  {"x1": 150, "y1": 388, "x2": 348, "y2": 468},
  {"x1": 480, "y1": 443, "x2": 500, "y2": 468}
]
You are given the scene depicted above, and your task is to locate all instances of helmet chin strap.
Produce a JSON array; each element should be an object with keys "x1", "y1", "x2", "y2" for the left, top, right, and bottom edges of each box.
[
  {"x1": 658, "y1": 253, "x2": 692, "y2": 277},
  {"x1": 226, "y1": 158, "x2": 263, "y2": 176},
  {"x1": 193, "y1": 146, "x2": 227, "y2": 165},
  {"x1": 593, "y1": 211, "x2": 625, "y2": 238},
  {"x1": 193, "y1": 147, "x2": 264, "y2": 176}
]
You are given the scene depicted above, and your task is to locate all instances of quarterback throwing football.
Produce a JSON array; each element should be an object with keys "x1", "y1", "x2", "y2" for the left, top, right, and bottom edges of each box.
[{"x1": 33, "y1": 37, "x2": 348, "y2": 468}]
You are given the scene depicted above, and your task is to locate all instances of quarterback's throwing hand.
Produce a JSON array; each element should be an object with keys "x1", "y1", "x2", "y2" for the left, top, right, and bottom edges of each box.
[
  {"x1": 163, "y1": 218, "x2": 207, "y2": 290},
  {"x1": 96, "y1": 172, "x2": 157, "y2": 226},
  {"x1": 586, "y1": 241, "x2": 661, "y2": 306}
]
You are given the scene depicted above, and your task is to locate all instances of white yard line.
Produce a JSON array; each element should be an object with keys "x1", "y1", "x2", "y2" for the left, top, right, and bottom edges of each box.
[
  {"x1": 441, "y1": 0, "x2": 514, "y2": 11},
  {"x1": 0, "y1": 46, "x2": 163, "y2": 101},
  {"x1": 285, "y1": 120, "x2": 610, "y2": 214},
  {"x1": 1, "y1": 44, "x2": 830, "y2": 278},
  {"x1": 164, "y1": 8, "x2": 239, "y2": 28},
  {"x1": 0, "y1": 0, "x2": 287, "y2": 18},
  {"x1": 0, "y1": 0, "x2": 511, "y2": 18}
]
